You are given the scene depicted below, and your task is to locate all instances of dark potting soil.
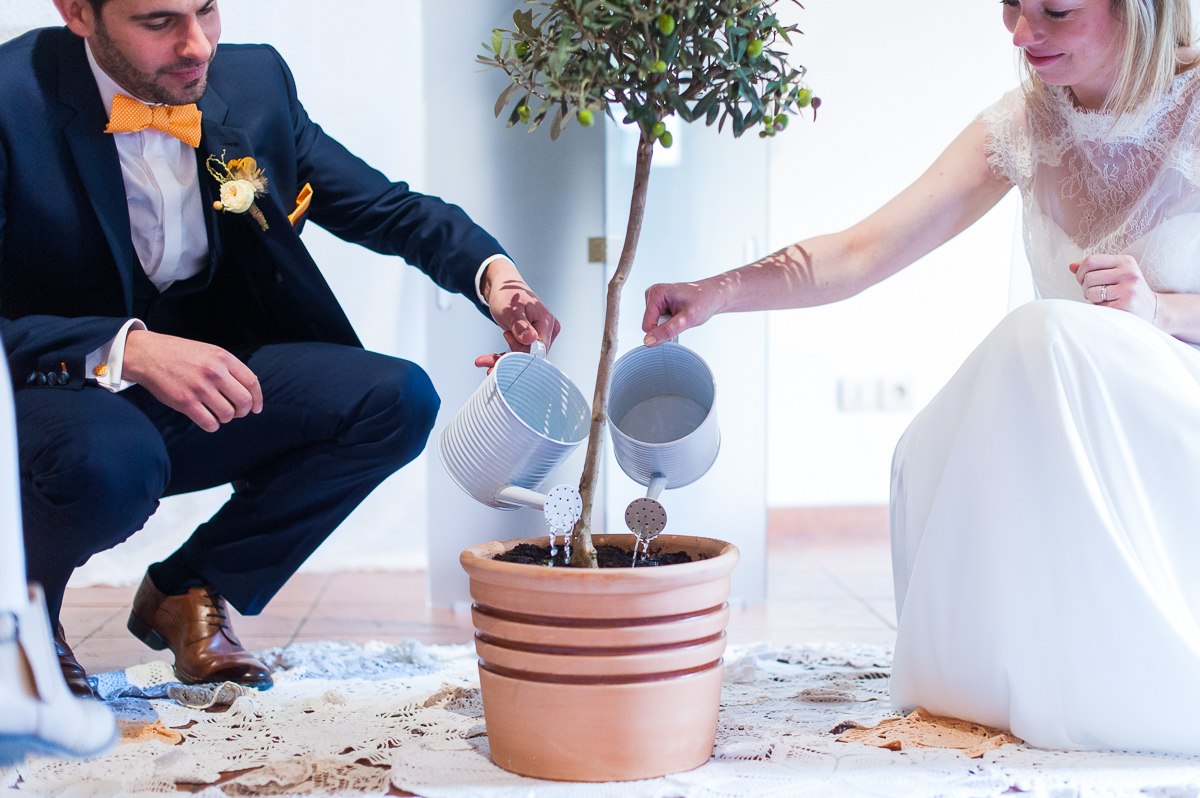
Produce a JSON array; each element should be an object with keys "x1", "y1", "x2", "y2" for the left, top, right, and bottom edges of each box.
[{"x1": 492, "y1": 542, "x2": 695, "y2": 568}]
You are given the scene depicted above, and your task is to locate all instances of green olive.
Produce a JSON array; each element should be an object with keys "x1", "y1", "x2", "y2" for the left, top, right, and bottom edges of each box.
[
  {"x1": 656, "y1": 14, "x2": 675, "y2": 35},
  {"x1": 651, "y1": 121, "x2": 666, "y2": 137},
  {"x1": 659, "y1": 131, "x2": 673, "y2": 148},
  {"x1": 797, "y1": 88, "x2": 812, "y2": 107},
  {"x1": 651, "y1": 59, "x2": 668, "y2": 73},
  {"x1": 747, "y1": 39, "x2": 763, "y2": 59},
  {"x1": 518, "y1": 105, "x2": 531, "y2": 124},
  {"x1": 514, "y1": 42, "x2": 529, "y2": 58},
  {"x1": 578, "y1": 109, "x2": 595, "y2": 127}
]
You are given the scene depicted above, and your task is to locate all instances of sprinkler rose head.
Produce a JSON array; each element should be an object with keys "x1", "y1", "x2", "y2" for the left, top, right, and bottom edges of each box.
[
  {"x1": 625, "y1": 497, "x2": 667, "y2": 541},
  {"x1": 544, "y1": 484, "x2": 583, "y2": 531}
]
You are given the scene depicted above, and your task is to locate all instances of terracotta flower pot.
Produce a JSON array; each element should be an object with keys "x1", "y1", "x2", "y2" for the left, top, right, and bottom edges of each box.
[{"x1": 459, "y1": 533, "x2": 739, "y2": 782}]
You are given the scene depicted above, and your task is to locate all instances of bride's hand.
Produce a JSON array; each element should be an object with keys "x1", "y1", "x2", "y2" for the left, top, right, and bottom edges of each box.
[
  {"x1": 1070, "y1": 255, "x2": 1159, "y2": 323},
  {"x1": 642, "y1": 280, "x2": 723, "y2": 346}
]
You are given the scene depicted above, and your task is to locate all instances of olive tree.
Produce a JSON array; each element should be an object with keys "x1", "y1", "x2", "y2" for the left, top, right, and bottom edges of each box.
[{"x1": 480, "y1": 0, "x2": 817, "y2": 567}]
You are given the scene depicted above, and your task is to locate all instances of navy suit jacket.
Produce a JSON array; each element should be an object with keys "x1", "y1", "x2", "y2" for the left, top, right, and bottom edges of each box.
[{"x1": 0, "y1": 27, "x2": 503, "y2": 390}]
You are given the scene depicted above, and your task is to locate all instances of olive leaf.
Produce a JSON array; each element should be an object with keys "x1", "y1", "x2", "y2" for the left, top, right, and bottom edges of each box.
[
  {"x1": 549, "y1": 103, "x2": 568, "y2": 141},
  {"x1": 494, "y1": 83, "x2": 521, "y2": 118},
  {"x1": 482, "y1": 0, "x2": 817, "y2": 143}
]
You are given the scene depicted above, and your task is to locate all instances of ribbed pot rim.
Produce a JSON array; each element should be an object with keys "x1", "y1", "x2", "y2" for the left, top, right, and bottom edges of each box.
[{"x1": 460, "y1": 534, "x2": 739, "y2": 595}]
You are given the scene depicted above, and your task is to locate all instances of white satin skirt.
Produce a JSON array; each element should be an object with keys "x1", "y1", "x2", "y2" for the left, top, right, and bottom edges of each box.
[
  {"x1": 0, "y1": 346, "x2": 26, "y2": 610},
  {"x1": 890, "y1": 299, "x2": 1200, "y2": 754}
]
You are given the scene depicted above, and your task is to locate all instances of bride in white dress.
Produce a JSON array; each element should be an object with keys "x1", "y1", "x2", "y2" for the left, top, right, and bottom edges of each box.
[{"x1": 643, "y1": 0, "x2": 1200, "y2": 754}]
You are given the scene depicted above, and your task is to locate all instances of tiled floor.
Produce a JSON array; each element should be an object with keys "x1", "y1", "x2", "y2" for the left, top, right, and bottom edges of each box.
[
  {"x1": 61, "y1": 518, "x2": 896, "y2": 676},
  {"x1": 727, "y1": 537, "x2": 896, "y2": 646}
]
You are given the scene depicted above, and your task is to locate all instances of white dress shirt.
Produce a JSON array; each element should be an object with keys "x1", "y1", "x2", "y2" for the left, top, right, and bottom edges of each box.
[
  {"x1": 84, "y1": 41, "x2": 207, "y2": 391},
  {"x1": 83, "y1": 45, "x2": 506, "y2": 392}
]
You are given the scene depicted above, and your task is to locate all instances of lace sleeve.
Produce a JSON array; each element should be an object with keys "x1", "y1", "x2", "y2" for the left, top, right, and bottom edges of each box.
[{"x1": 977, "y1": 88, "x2": 1031, "y2": 191}]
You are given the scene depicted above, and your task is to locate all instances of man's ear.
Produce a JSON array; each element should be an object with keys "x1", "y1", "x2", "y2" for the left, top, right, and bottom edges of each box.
[{"x1": 53, "y1": 0, "x2": 98, "y2": 39}]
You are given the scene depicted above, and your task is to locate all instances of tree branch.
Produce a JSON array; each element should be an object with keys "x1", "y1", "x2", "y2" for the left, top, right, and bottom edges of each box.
[{"x1": 569, "y1": 134, "x2": 655, "y2": 567}]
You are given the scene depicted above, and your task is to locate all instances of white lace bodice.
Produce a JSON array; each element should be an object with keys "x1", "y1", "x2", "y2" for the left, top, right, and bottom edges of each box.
[{"x1": 981, "y1": 70, "x2": 1200, "y2": 302}]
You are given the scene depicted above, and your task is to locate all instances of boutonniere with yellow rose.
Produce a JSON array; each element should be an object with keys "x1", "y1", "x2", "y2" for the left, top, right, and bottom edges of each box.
[{"x1": 206, "y1": 153, "x2": 270, "y2": 231}]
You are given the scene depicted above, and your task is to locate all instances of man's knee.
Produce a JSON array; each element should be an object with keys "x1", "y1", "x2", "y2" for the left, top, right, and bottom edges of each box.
[
  {"x1": 20, "y1": 414, "x2": 168, "y2": 537},
  {"x1": 343, "y1": 358, "x2": 440, "y2": 466}
]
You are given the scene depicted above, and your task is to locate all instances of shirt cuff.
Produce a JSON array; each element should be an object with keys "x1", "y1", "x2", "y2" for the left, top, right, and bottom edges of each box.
[
  {"x1": 85, "y1": 319, "x2": 147, "y2": 393},
  {"x1": 476, "y1": 254, "x2": 514, "y2": 307}
]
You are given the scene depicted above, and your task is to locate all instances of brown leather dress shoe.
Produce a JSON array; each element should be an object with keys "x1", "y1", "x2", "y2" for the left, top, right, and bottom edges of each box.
[
  {"x1": 127, "y1": 575, "x2": 273, "y2": 689},
  {"x1": 53, "y1": 624, "x2": 98, "y2": 699}
]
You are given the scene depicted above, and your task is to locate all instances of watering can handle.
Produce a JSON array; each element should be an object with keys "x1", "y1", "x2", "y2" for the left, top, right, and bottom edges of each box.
[
  {"x1": 530, "y1": 339, "x2": 547, "y2": 359},
  {"x1": 657, "y1": 315, "x2": 680, "y2": 345}
]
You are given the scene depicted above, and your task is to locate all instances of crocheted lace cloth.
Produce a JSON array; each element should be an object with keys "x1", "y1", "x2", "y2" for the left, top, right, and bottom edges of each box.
[
  {"x1": 980, "y1": 69, "x2": 1200, "y2": 309},
  {"x1": 3, "y1": 640, "x2": 1200, "y2": 798}
]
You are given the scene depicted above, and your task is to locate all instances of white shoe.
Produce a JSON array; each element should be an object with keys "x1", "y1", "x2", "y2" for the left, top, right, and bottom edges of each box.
[{"x1": 0, "y1": 585, "x2": 117, "y2": 766}]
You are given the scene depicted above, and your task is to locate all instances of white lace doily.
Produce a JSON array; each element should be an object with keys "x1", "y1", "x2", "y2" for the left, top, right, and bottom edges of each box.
[{"x1": 3, "y1": 640, "x2": 1200, "y2": 798}]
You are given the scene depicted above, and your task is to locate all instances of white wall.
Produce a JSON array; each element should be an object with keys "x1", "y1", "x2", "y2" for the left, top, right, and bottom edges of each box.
[
  {"x1": 764, "y1": 0, "x2": 1023, "y2": 507},
  {"x1": 0, "y1": 1, "x2": 61, "y2": 43},
  {"x1": 70, "y1": 0, "x2": 432, "y2": 585}
]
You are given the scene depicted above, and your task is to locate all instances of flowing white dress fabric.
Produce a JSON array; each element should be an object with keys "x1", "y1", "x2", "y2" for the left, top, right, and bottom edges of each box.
[
  {"x1": 889, "y1": 73, "x2": 1200, "y2": 755},
  {"x1": 0, "y1": 345, "x2": 27, "y2": 611}
]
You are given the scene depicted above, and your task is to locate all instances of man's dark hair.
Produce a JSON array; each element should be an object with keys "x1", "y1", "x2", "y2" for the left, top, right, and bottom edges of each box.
[{"x1": 84, "y1": 0, "x2": 113, "y2": 15}]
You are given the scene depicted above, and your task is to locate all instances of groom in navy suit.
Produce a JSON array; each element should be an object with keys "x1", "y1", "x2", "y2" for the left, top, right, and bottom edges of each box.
[{"x1": 0, "y1": 0, "x2": 560, "y2": 695}]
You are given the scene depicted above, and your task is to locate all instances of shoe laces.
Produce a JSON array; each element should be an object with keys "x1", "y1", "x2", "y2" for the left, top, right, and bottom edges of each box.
[{"x1": 201, "y1": 588, "x2": 230, "y2": 633}]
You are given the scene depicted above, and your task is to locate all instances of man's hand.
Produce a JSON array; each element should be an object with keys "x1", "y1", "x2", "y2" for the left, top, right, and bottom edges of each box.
[
  {"x1": 475, "y1": 258, "x2": 562, "y2": 370},
  {"x1": 122, "y1": 330, "x2": 263, "y2": 433}
]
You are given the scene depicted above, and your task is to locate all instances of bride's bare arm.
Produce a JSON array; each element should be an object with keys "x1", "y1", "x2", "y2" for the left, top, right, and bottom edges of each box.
[{"x1": 642, "y1": 120, "x2": 1014, "y2": 344}]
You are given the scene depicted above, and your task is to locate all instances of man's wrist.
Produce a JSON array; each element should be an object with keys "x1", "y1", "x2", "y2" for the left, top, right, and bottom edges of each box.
[
  {"x1": 87, "y1": 319, "x2": 146, "y2": 392},
  {"x1": 477, "y1": 255, "x2": 516, "y2": 305}
]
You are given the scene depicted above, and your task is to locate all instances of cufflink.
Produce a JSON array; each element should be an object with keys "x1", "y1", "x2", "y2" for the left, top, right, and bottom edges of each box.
[{"x1": 93, "y1": 364, "x2": 108, "y2": 377}]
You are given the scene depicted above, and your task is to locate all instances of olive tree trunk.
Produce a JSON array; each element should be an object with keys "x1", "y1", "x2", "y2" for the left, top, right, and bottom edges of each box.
[{"x1": 568, "y1": 134, "x2": 656, "y2": 567}]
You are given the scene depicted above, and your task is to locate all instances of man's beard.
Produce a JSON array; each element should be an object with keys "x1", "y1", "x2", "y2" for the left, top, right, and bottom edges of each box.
[{"x1": 91, "y1": 16, "x2": 213, "y2": 105}]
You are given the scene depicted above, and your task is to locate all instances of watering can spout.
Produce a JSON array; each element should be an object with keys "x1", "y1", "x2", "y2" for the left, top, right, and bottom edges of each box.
[
  {"x1": 623, "y1": 473, "x2": 670, "y2": 540},
  {"x1": 646, "y1": 474, "x2": 668, "y2": 501},
  {"x1": 497, "y1": 486, "x2": 549, "y2": 509},
  {"x1": 497, "y1": 484, "x2": 582, "y2": 531}
]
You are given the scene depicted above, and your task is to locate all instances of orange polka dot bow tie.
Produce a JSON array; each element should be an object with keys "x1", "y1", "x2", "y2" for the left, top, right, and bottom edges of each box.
[{"x1": 104, "y1": 93, "x2": 202, "y2": 148}]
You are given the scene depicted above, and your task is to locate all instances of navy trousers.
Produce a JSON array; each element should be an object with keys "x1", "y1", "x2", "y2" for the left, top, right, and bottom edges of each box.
[{"x1": 16, "y1": 342, "x2": 439, "y2": 626}]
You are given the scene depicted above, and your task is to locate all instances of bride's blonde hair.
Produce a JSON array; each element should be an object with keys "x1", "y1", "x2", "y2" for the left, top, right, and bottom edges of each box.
[{"x1": 1023, "y1": 0, "x2": 1199, "y2": 124}]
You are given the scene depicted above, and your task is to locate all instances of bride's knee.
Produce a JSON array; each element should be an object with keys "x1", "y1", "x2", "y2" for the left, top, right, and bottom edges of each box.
[{"x1": 994, "y1": 299, "x2": 1089, "y2": 351}]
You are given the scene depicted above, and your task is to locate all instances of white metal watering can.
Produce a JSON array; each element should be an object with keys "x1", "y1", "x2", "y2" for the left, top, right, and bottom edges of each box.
[
  {"x1": 439, "y1": 341, "x2": 589, "y2": 531},
  {"x1": 607, "y1": 331, "x2": 720, "y2": 541}
]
